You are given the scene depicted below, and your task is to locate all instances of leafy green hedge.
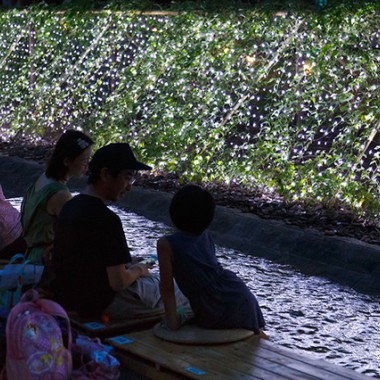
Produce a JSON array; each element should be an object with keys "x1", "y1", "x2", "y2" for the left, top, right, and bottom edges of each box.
[{"x1": 0, "y1": 1, "x2": 379, "y2": 218}]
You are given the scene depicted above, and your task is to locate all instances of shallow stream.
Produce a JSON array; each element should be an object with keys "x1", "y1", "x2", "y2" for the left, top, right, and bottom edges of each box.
[
  {"x1": 11, "y1": 199, "x2": 380, "y2": 378},
  {"x1": 116, "y1": 205, "x2": 380, "y2": 379}
]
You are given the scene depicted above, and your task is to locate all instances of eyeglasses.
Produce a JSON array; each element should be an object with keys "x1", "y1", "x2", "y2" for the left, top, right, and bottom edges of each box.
[{"x1": 125, "y1": 170, "x2": 139, "y2": 184}]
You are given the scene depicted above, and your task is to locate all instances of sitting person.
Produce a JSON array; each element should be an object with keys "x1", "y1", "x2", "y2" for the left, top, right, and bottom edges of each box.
[
  {"x1": 0, "y1": 184, "x2": 26, "y2": 260},
  {"x1": 157, "y1": 185, "x2": 266, "y2": 336},
  {"x1": 21, "y1": 130, "x2": 94, "y2": 264},
  {"x1": 53, "y1": 143, "x2": 189, "y2": 319}
]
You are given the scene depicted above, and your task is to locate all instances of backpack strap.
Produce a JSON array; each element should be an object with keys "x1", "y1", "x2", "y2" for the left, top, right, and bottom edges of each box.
[
  {"x1": 8, "y1": 253, "x2": 25, "y2": 264},
  {"x1": 36, "y1": 297, "x2": 72, "y2": 349},
  {"x1": 20, "y1": 288, "x2": 39, "y2": 303}
]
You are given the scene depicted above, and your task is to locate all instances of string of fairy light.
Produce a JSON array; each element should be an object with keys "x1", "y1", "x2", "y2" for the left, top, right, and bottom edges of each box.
[{"x1": 0, "y1": 6, "x2": 379, "y2": 216}]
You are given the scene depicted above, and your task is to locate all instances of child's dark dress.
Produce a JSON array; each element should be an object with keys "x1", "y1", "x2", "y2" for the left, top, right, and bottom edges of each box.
[{"x1": 166, "y1": 230, "x2": 265, "y2": 333}]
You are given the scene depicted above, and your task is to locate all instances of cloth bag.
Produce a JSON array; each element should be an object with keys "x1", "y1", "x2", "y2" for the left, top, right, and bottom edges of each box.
[
  {"x1": 71, "y1": 335, "x2": 120, "y2": 379},
  {"x1": 0, "y1": 254, "x2": 44, "y2": 310}
]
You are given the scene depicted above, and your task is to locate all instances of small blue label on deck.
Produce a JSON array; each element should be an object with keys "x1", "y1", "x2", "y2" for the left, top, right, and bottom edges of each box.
[
  {"x1": 186, "y1": 367, "x2": 205, "y2": 376},
  {"x1": 109, "y1": 336, "x2": 134, "y2": 344},
  {"x1": 83, "y1": 322, "x2": 105, "y2": 330}
]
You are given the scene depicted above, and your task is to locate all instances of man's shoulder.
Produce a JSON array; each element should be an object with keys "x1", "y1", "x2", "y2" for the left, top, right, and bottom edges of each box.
[
  {"x1": 60, "y1": 194, "x2": 102, "y2": 217},
  {"x1": 61, "y1": 193, "x2": 86, "y2": 210},
  {"x1": 66, "y1": 194, "x2": 101, "y2": 207},
  {"x1": 64, "y1": 194, "x2": 120, "y2": 220}
]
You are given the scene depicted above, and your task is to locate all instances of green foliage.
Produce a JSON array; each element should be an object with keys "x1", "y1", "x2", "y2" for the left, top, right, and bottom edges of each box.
[{"x1": 0, "y1": 1, "x2": 379, "y2": 219}]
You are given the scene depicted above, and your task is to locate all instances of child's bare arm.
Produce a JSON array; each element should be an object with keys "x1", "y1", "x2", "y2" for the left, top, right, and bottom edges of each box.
[{"x1": 157, "y1": 237, "x2": 179, "y2": 330}]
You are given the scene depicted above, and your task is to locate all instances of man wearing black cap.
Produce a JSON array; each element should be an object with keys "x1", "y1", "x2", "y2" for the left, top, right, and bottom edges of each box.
[{"x1": 52, "y1": 143, "x2": 186, "y2": 319}]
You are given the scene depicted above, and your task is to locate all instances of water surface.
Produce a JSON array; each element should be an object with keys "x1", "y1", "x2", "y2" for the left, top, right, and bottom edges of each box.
[
  {"x1": 10, "y1": 198, "x2": 380, "y2": 378},
  {"x1": 115, "y1": 205, "x2": 380, "y2": 378}
]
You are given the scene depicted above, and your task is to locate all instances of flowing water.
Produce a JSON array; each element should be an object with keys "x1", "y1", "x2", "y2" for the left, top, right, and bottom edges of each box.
[
  {"x1": 116, "y1": 205, "x2": 380, "y2": 379},
  {"x1": 10, "y1": 199, "x2": 380, "y2": 378}
]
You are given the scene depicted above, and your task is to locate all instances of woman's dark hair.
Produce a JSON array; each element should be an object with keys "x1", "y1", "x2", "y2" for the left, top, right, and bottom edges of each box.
[
  {"x1": 45, "y1": 130, "x2": 94, "y2": 181},
  {"x1": 169, "y1": 185, "x2": 215, "y2": 234}
]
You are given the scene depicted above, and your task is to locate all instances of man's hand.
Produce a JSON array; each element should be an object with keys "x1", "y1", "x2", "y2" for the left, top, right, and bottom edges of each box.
[
  {"x1": 129, "y1": 262, "x2": 152, "y2": 277},
  {"x1": 107, "y1": 262, "x2": 151, "y2": 291}
]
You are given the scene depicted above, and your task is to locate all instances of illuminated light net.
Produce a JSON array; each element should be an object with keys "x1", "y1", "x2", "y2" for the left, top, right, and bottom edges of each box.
[{"x1": 0, "y1": 5, "x2": 379, "y2": 217}]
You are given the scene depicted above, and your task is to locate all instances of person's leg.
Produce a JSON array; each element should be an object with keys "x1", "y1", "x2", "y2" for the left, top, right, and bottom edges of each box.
[
  {"x1": 105, "y1": 274, "x2": 192, "y2": 320},
  {"x1": 128, "y1": 274, "x2": 162, "y2": 309},
  {"x1": 104, "y1": 285, "x2": 164, "y2": 320}
]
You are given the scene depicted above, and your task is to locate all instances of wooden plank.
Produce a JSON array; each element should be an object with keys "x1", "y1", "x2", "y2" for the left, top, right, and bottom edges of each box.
[
  {"x1": 107, "y1": 330, "x2": 369, "y2": 380},
  {"x1": 182, "y1": 342, "x2": 321, "y2": 380},
  {"x1": 146, "y1": 334, "x2": 331, "y2": 380},
  {"x1": 108, "y1": 331, "x2": 309, "y2": 379},
  {"x1": 108, "y1": 333, "x2": 269, "y2": 379},
  {"x1": 115, "y1": 351, "x2": 184, "y2": 380},
  {"x1": 178, "y1": 346, "x2": 318, "y2": 380},
  {"x1": 36, "y1": 289, "x2": 163, "y2": 338},
  {"x1": 207, "y1": 337, "x2": 362, "y2": 380},
  {"x1": 69, "y1": 313, "x2": 163, "y2": 338},
  {"x1": 257, "y1": 340, "x2": 368, "y2": 380}
]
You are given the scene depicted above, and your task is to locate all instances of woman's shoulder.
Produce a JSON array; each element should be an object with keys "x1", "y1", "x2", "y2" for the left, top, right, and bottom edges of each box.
[
  {"x1": 23, "y1": 177, "x2": 67, "y2": 207},
  {"x1": 34, "y1": 174, "x2": 68, "y2": 193}
]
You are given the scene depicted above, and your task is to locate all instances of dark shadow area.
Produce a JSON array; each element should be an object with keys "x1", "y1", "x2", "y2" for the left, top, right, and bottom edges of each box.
[{"x1": 1, "y1": 0, "x2": 376, "y2": 13}]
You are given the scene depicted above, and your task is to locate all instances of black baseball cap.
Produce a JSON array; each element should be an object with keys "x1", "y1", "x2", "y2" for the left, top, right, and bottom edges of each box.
[{"x1": 89, "y1": 143, "x2": 152, "y2": 173}]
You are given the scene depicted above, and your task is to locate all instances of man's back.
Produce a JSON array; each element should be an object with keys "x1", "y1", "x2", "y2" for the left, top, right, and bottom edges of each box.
[{"x1": 53, "y1": 194, "x2": 131, "y2": 317}]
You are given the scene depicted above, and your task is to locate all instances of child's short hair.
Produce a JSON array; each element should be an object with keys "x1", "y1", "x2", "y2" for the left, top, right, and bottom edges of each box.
[{"x1": 169, "y1": 185, "x2": 215, "y2": 234}]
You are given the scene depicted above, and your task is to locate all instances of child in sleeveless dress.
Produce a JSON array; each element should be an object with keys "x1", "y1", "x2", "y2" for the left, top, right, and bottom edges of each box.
[{"x1": 157, "y1": 185, "x2": 267, "y2": 337}]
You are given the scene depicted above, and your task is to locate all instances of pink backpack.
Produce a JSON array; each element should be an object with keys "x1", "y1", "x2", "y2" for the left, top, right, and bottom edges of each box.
[{"x1": 3, "y1": 289, "x2": 72, "y2": 380}]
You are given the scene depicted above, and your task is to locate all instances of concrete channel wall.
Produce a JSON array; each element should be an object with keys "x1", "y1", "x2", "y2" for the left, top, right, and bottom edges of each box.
[{"x1": 1, "y1": 155, "x2": 380, "y2": 295}]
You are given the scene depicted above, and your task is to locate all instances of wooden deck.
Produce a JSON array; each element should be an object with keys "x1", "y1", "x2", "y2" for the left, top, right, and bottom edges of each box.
[
  {"x1": 107, "y1": 329, "x2": 368, "y2": 380},
  {"x1": 68, "y1": 312, "x2": 163, "y2": 338},
  {"x1": 37, "y1": 288, "x2": 164, "y2": 338}
]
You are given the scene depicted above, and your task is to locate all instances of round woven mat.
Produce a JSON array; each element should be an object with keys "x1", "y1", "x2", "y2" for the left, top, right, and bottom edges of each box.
[{"x1": 153, "y1": 323, "x2": 254, "y2": 344}]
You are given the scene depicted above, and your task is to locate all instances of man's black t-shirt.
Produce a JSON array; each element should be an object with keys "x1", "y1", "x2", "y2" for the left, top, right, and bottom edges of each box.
[{"x1": 53, "y1": 194, "x2": 132, "y2": 317}]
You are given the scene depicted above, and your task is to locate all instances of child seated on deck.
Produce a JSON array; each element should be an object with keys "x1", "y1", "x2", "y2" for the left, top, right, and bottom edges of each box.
[{"x1": 157, "y1": 185, "x2": 267, "y2": 336}]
